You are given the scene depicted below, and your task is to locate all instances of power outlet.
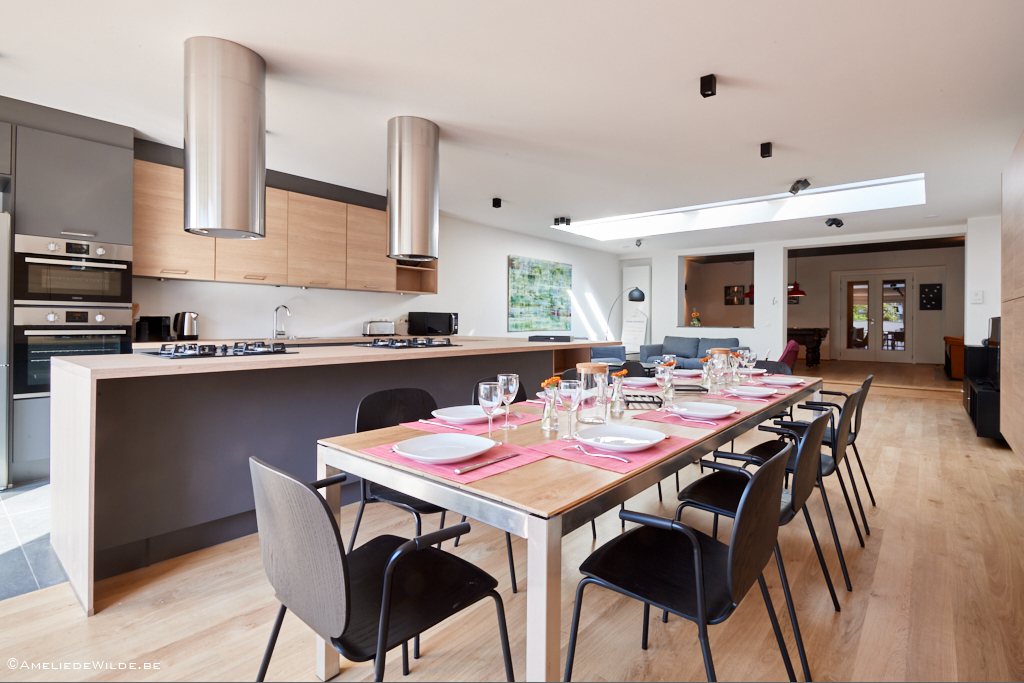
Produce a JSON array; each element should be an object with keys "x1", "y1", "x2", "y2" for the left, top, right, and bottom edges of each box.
[{"x1": 970, "y1": 290, "x2": 985, "y2": 305}]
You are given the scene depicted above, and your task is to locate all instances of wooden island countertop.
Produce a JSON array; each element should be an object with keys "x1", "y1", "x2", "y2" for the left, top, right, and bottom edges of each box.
[{"x1": 57, "y1": 336, "x2": 618, "y2": 380}]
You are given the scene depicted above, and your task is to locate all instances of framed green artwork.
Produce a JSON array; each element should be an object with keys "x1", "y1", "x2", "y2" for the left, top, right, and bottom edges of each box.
[{"x1": 507, "y1": 255, "x2": 573, "y2": 332}]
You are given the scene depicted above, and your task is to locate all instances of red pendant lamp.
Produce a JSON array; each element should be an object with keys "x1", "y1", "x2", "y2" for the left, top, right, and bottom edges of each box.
[{"x1": 788, "y1": 256, "x2": 807, "y2": 297}]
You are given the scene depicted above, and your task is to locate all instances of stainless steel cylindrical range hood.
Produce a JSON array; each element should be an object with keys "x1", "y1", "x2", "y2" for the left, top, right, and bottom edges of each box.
[
  {"x1": 387, "y1": 116, "x2": 439, "y2": 261},
  {"x1": 184, "y1": 36, "x2": 267, "y2": 239}
]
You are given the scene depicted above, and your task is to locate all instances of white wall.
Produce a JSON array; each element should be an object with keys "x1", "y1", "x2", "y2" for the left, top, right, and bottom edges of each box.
[
  {"x1": 964, "y1": 215, "x2": 1002, "y2": 344},
  {"x1": 133, "y1": 215, "x2": 622, "y2": 340}
]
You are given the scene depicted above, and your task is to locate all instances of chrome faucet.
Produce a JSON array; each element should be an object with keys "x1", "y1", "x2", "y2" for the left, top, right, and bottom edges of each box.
[{"x1": 273, "y1": 305, "x2": 292, "y2": 339}]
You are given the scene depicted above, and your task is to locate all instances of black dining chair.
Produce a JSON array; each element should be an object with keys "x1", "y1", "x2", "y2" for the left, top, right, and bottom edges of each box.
[
  {"x1": 560, "y1": 367, "x2": 579, "y2": 381},
  {"x1": 819, "y1": 375, "x2": 875, "y2": 507},
  {"x1": 755, "y1": 359, "x2": 794, "y2": 375},
  {"x1": 676, "y1": 411, "x2": 839, "y2": 682},
  {"x1": 563, "y1": 447, "x2": 797, "y2": 683},
  {"x1": 620, "y1": 360, "x2": 650, "y2": 377},
  {"x1": 350, "y1": 388, "x2": 520, "y2": 596},
  {"x1": 770, "y1": 386, "x2": 865, "y2": 600},
  {"x1": 249, "y1": 458, "x2": 513, "y2": 683}
]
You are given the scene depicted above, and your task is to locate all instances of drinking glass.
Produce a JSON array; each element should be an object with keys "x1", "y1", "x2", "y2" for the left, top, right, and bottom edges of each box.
[
  {"x1": 497, "y1": 373, "x2": 520, "y2": 430},
  {"x1": 478, "y1": 382, "x2": 502, "y2": 439},
  {"x1": 558, "y1": 379, "x2": 582, "y2": 440},
  {"x1": 655, "y1": 364, "x2": 674, "y2": 405}
]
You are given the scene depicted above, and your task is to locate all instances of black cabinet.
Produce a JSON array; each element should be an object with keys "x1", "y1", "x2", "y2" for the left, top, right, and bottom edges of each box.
[
  {"x1": 963, "y1": 345, "x2": 1001, "y2": 440},
  {"x1": 0, "y1": 121, "x2": 11, "y2": 176},
  {"x1": 14, "y1": 126, "x2": 132, "y2": 245}
]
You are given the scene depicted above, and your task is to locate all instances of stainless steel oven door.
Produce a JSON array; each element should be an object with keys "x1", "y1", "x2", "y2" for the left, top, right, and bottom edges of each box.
[
  {"x1": 12, "y1": 307, "x2": 133, "y2": 397},
  {"x1": 12, "y1": 234, "x2": 133, "y2": 306}
]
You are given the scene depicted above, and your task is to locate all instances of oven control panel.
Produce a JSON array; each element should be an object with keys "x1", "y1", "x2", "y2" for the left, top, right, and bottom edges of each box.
[
  {"x1": 14, "y1": 233, "x2": 133, "y2": 262},
  {"x1": 13, "y1": 307, "x2": 133, "y2": 327}
]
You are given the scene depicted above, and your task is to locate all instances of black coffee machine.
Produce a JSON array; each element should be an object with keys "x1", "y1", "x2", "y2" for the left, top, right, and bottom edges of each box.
[{"x1": 135, "y1": 316, "x2": 172, "y2": 342}]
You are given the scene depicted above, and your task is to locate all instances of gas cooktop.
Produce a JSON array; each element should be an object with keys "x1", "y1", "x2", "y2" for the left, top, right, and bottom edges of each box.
[
  {"x1": 145, "y1": 341, "x2": 296, "y2": 359},
  {"x1": 352, "y1": 337, "x2": 460, "y2": 349}
]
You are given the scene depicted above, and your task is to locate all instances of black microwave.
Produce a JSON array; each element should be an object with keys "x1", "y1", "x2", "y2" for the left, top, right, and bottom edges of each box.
[{"x1": 408, "y1": 312, "x2": 458, "y2": 336}]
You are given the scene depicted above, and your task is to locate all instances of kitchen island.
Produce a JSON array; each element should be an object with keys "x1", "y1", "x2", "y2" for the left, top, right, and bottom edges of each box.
[{"x1": 50, "y1": 337, "x2": 614, "y2": 614}]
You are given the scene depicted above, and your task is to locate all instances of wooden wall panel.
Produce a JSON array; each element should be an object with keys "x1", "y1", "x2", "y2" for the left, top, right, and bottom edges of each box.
[{"x1": 1001, "y1": 129, "x2": 1024, "y2": 455}]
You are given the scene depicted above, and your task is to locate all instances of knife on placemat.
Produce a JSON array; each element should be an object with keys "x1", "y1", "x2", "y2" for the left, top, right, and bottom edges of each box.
[{"x1": 454, "y1": 452, "x2": 519, "y2": 475}]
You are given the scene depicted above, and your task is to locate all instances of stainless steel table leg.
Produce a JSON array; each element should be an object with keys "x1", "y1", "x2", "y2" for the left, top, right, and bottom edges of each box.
[{"x1": 526, "y1": 514, "x2": 563, "y2": 682}]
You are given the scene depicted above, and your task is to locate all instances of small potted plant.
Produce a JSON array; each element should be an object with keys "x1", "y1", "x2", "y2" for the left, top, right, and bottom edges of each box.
[{"x1": 689, "y1": 308, "x2": 702, "y2": 327}]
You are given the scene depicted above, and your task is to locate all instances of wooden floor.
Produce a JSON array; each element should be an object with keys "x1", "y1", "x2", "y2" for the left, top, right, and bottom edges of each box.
[
  {"x1": 1, "y1": 386, "x2": 1021, "y2": 682},
  {"x1": 798, "y1": 360, "x2": 961, "y2": 395}
]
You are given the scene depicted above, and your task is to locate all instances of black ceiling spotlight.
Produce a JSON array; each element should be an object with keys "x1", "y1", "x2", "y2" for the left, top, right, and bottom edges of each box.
[
  {"x1": 789, "y1": 178, "x2": 811, "y2": 195},
  {"x1": 825, "y1": 217, "x2": 844, "y2": 228},
  {"x1": 492, "y1": 197, "x2": 502, "y2": 208},
  {"x1": 700, "y1": 73, "x2": 717, "y2": 98},
  {"x1": 553, "y1": 216, "x2": 571, "y2": 226},
  {"x1": 760, "y1": 142, "x2": 773, "y2": 158}
]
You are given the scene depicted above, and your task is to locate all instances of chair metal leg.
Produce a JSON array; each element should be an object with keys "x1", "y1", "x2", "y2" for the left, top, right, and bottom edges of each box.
[
  {"x1": 696, "y1": 616, "x2": 716, "y2": 682},
  {"x1": 675, "y1": 471, "x2": 681, "y2": 491},
  {"x1": 454, "y1": 514, "x2": 468, "y2": 547},
  {"x1": 591, "y1": 518, "x2": 597, "y2": 540},
  {"x1": 642, "y1": 602, "x2": 650, "y2": 650},
  {"x1": 774, "y1": 545, "x2": 811, "y2": 681},
  {"x1": 852, "y1": 442, "x2": 876, "y2": 506},
  {"x1": 834, "y1": 469, "x2": 865, "y2": 547},
  {"x1": 844, "y1": 455, "x2": 870, "y2": 536},
  {"x1": 818, "y1": 479, "x2": 853, "y2": 591},
  {"x1": 401, "y1": 641, "x2": 410, "y2": 676},
  {"x1": 348, "y1": 483, "x2": 368, "y2": 550},
  {"x1": 662, "y1": 608, "x2": 669, "y2": 623},
  {"x1": 620, "y1": 503, "x2": 626, "y2": 532},
  {"x1": 657, "y1": 481, "x2": 664, "y2": 502},
  {"x1": 564, "y1": 579, "x2": 593, "y2": 682},
  {"x1": 490, "y1": 592, "x2": 515, "y2": 682},
  {"x1": 413, "y1": 635, "x2": 420, "y2": 659},
  {"x1": 758, "y1": 573, "x2": 797, "y2": 682},
  {"x1": 413, "y1": 511, "x2": 423, "y2": 537},
  {"x1": 436, "y1": 510, "x2": 447, "y2": 549},
  {"x1": 712, "y1": 513, "x2": 719, "y2": 540},
  {"x1": 803, "y1": 507, "x2": 841, "y2": 612},
  {"x1": 504, "y1": 532, "x2": 518, "y2": 594},
  {"x1": 256, "y1": 603, "x2": 287, "y2": 682}
]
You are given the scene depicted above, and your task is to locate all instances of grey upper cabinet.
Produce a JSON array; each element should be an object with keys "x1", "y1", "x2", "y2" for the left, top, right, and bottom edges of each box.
[
  {"x1": 0, "y1": 122, "x2": 11, "y2": 175},
  {"x1": 14, "y1": 126, "x2": 132, "y2": 245}
]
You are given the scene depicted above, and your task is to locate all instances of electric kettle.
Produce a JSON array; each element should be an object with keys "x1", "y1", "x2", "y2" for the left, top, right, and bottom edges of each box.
[{"x1": 173, "y1": 312, "x2": 200, "y2": 340}]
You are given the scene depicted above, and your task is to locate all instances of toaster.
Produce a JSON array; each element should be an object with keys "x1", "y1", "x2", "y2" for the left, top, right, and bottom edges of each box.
[{"x1": 363, "y1": 319, "x2": 396, "y2": 336}]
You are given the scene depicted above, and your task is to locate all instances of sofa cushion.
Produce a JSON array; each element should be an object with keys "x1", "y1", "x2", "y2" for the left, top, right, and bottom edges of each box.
[
  {"x1": 696, "y1": 337, "x2": 741, "y2": 357},
  {"x1": 663, "y1": 336, "x2": 700, "y2": 359}
]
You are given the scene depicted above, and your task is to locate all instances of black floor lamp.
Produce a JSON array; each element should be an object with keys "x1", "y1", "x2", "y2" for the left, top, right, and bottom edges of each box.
[{"x1": 606, "y1": 287, "x2": 646, "y2": 337}]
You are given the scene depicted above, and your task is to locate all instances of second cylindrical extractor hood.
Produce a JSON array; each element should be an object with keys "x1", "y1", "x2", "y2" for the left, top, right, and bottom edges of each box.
[
  {"x1": 387, "y1": 116, "x2": 439, "y2": 261},
  {"x1": 184, "y1": 36, "x2": 267, "y2": 239}
]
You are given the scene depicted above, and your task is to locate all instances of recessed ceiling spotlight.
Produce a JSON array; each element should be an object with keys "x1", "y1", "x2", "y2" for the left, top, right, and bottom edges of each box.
[
  {"x1": 760, "y1": 142, "x2": 773, "y2": 158},
  {"x1": 825, "y1": 217, "x2": 844, "y2": 228},
  {"x1": 492, "y1": 197, "x2": 502, "y2": 208},
  {"x1": 789, "y1": 178, "x2": 811, "y2": 195},
  {"x1": 700, "y1": 74, "x2": 716, "y2": 98}
]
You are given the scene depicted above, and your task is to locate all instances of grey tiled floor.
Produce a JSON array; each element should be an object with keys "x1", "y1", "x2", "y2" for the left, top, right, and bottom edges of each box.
[{"x1": 0, "y1": 480, "x2": 66, "y2": 600}]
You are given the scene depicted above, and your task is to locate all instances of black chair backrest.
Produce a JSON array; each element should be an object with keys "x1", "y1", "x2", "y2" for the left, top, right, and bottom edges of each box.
[
  {"x1": 754, "y1": 360, "x2": 792, "y2": 375},
  {"x1": 727, "y1": 446, "x2": 790, "y2": 604},
  {"x1": 355, "y1": 388, "x2": 438, "y2": 432},
  {"x1": 471, "y1": 376, "x2": 527, "y2": 405},
  {"x1": 620, "y1": 360, "x2": 648, "y2": 377},
  {"x1": 560, "y1": 368, "x2": 578, "y2": 381},
  {"x1": 830, "y1": 386, "x2": 863, "y2": 464},
  {"x1": 249, "y1": 457, "x2": 350, "y2": 640},
  {"x1": 851, "y1": 375, "x2": 873, "y2": 440},
  {"x1": 788, "y1": 412, "x2": 831, "y2": 513}
]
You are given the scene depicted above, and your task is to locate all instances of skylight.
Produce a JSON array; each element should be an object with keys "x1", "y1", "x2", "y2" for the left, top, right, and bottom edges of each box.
[{"x1": 552, "y1": 173, "x2": 926, "y2": 241}]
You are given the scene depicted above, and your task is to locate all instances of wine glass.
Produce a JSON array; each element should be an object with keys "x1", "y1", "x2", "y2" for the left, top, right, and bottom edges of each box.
[
  {"x1": 497, "y1": 373, "x2": 520, "y2": 430},
  {"x1": 655, "y1": 364, "x2": 674, "y2": 405},
  {"x1": 478, "y1": 382, "x2": 502, "y2": 439},
  {"x1": 558, "y1": 379, "x2": 582, "y2": 440}
]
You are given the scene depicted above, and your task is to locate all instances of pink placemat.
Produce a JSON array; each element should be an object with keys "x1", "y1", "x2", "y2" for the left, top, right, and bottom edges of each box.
[
  {"x1": 632, "y1": 408, "x2": 752, "y2": 430},
  {"x1": 363, "y1": 442, "x2": 549, "y2": 484},
  {"x1": 402, "y1": 410, "x2": 542, "y2": 435},
  {"x1": 525, "y1": 434, "x2": 695, "y2": 474}
]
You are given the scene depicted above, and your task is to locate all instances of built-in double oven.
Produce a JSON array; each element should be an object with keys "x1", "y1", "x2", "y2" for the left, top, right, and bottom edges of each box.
[{"x1": 11, "y1": 234, "x2": 133, "y2": 398}]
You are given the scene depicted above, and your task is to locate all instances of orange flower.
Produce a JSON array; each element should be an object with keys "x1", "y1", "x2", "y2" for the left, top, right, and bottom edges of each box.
[
  {"x1": 660, "y1": 358, "x2": 677, "y2": 367},
  {"x1": 700, "y1": 356, "x2": 711, "y2": 363},
  {"x1": 611, "y1": 368, "x2": 628, "y2": 377},
  {"x1": 540, "y1": 376, "x2": 561, "y2": 389},
  {"x1": 731, "y1": 351, "x2": 742, "y2": 358}
]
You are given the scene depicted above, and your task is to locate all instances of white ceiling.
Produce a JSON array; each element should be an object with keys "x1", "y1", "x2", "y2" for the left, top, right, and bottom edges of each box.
[{"x1": 3, "y1": 0, "x2": 1023, "y2": 254}]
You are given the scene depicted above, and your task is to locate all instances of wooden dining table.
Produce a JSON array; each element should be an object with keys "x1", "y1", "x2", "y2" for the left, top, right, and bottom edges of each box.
[{"x1": 314, "y1": 376, "x2": 823, "y2": 681}]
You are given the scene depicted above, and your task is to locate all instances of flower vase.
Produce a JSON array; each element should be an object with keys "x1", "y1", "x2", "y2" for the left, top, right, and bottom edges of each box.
[{"x1": 541, "y1": 386, "x2": 559, "y2": 433}]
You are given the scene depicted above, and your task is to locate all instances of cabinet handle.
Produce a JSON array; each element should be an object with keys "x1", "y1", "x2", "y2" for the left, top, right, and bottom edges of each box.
[
  {"x1": 309, "y1": 280, "x2": 329, "y2": 285},
  {"x1": 160, "y1": 268, "x2": 189, "y2": 275},
  {"x1": 362, "y1": 284, "x2": 382, "y2": 289},
  {"x1": 61, "y1": 231, "x2": 97, "y2": 238},
  {"x1": 243, "y1": 274, "x2": 267, "y2": 281}
]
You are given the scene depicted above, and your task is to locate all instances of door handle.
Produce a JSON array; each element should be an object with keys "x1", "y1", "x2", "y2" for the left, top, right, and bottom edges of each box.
[{"x1": 60, "y1": 231, "x2": 97, "y2": 238}]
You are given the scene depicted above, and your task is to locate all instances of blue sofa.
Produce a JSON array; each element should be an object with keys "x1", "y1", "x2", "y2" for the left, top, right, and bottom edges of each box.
[
  {"x1": 639, "y1": 336, "x2": 744, "y2": 369},
  {"x1": 590, "y1": 345, "x2": 626, "y2": 364}
]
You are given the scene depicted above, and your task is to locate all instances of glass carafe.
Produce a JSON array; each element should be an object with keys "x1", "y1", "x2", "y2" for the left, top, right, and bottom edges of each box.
[{"x1": 576, "y1": 362, "x2": 609, "y2": 424}]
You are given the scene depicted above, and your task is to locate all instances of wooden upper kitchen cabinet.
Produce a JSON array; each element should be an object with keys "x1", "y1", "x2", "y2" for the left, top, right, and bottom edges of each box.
[
  {"x1": 346, "y1": 205, "x2": 396, "y2": 291},
  {"x1": 215, "y1": 188, "x2": 288, "y2": 285},
  {"x1": 133, "y1": 159, "x2": 216, "y2": 280},
  {"x1": 287, "y1": 192, "x2": 347, "y2": 289}
]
